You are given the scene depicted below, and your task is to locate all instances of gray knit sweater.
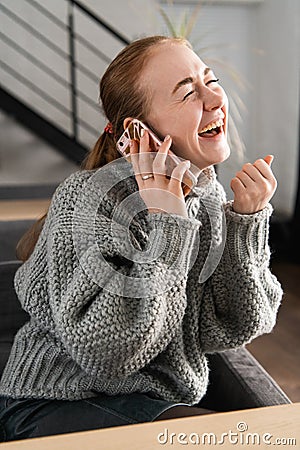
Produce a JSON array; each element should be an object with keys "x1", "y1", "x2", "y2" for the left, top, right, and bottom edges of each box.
[{"x1": 0, "y1": 161, "x2": 283, "y2": 404}]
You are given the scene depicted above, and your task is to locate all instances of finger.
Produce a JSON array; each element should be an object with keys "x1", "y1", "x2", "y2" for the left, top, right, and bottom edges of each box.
[
  {"x1": 240, "y1": 163, "x2": 261, "y2": 182},
  {"x1": 235, "y1": 170, "x2": 255, "y2": 188},
  {"x1": 153, "y1": 135, "x2": 171, "y2": 177},
  {"x1": 169, "y1": 160, "x2": 191, "y2": 187},
  {"x1": 230, "y1": 177, "x2": 245, "y2": 194},
  {"x1": 253, "y1": 157, "x2": 273, "y2": 179},
  {"x1": 129, "y1": 139, "x2": 140, "y2": 175},
  {"x1": 129, "y1": 139, "x2": 149, "y2": 189},
  {"x1": 264, "y1": 154, "x2": 274, "y2": 166},
  {"x1": 138, "y1": 130, "x2": 154, "y2": 176}
]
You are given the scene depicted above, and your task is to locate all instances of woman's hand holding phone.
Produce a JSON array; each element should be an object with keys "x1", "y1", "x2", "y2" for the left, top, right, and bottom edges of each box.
[{"x1": 129, "y1": 130, "x2": 191, "y2": 218}]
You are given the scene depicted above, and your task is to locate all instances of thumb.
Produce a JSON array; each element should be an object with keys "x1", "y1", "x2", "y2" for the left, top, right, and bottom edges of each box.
[{"x1": 264, "y1": 154, "x2": 274, "y2": 166}]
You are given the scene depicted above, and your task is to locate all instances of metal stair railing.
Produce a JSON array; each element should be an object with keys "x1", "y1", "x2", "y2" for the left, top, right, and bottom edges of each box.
[{"x1": 0, "y1": 0, "x2": 130, "y2": 163}]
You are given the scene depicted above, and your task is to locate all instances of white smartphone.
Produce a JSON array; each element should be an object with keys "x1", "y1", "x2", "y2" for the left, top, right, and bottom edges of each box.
[{"x1": 116, "y1": 119, "x2": 197, "y2": 194}]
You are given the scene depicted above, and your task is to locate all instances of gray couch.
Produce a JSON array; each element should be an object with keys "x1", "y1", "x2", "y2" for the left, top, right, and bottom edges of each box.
[
  {"x1": 0, "y1": 220, "x2": 35, "y2": 262},
  {"x1": 0, "y1": 260, "x2": 291, "y2": 412}
]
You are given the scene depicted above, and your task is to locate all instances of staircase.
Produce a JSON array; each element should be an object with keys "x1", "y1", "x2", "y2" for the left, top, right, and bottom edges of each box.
[
  {"x1": 0, "y1": 0, "x2": 132, "y2": 260},
  {"x1": 0, "y1": 0, "x2": 130, "y2": 165}
]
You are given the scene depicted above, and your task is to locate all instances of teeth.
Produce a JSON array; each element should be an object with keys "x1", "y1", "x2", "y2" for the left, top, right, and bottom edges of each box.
[{"x1": 199, "y1": 119, "x2": 224, "y2": 134}]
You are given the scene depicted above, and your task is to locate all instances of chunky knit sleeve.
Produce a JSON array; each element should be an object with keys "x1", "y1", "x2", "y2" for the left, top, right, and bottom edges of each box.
[{"x1": 198, "y1": 199, "x2": 283, "y2": 353}]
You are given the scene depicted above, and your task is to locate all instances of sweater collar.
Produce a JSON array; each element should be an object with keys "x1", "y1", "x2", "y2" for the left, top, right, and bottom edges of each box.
[{"x1": 186, "y1": 165, "x2": 217, "y2": 198}]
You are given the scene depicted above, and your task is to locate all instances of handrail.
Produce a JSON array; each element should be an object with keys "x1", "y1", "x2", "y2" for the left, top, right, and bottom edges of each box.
[
  {"x1": 74, "y1": 33, "x2": 111, "y2": 64},
  {"x1": 0, "y1": 31, "x2": 69, "y2": 89},
  {"x1": 24, "y1": 0, "x2": 112, "y2": 63},
  {"x1": 25, "y1": 0, "x2": 67, "y2": 31},
  {"x1": 0, "y1": 86, "x2": 89, "y2": 162},
  {"x1": 0, "y1": 69, "x2": 100, "y2": 139},
  {"x1": 68, "y1": 3, "x2": 78, "y2": 140},
  {"x1": 70, "y1": 0, "x2": 130, "y2": 45},
  {"x1": 0, "y1": 4, "x2": 68, "y2": 59},
  {"x1": 0, "y1": 61, "x2": 70, "y2": 117},
  {"x1": 0, "y1": 3, "x2": 100, "y2": 83},
  {"x1": 0, "y1": 31, "x2": 100, "y2": 113},
  {"x1": 0, "y1": 0, "x2": 130, "y2": 159}
]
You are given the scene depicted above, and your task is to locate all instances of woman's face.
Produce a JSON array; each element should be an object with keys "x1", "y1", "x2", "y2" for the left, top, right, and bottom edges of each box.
[{"x1": 141, "y1": 43, "x2": 230, "y2": 171}]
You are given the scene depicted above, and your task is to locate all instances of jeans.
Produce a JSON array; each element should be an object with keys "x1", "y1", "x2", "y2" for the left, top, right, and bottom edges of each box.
[{"x1": 0, "y1": 392, "x2": 191, "y2": 442}]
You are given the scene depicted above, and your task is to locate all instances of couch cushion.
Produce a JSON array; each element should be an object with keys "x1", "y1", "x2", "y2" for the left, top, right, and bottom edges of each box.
[
  {"x1": 0, "y1": 220, "x2": 35, "y2": 261},
  {"x1": 0, "y1": 261, "x2": 29, "y2": 375}
]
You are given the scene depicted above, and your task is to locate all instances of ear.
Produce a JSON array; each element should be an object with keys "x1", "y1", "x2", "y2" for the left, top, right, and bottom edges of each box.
[{"x1": 123, "y1": 117, "x2": 133, "y2": 130}]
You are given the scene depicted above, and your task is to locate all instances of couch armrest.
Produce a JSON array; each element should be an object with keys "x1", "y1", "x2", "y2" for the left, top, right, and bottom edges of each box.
[
  {"x1": 198, "y1": 347, "x2": 291, "y2": 411},
  {"x1": 0, "y1": 261, "x2": 29, "y2": 376}
]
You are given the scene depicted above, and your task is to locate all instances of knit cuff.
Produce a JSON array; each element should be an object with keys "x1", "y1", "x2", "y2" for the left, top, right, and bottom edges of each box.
[
  {"x1": 146, "y1": 212, "x2": 201, "y2": 272},
  {"x1": 224, "y1": 201, "x2": 273, "y2": 265}
]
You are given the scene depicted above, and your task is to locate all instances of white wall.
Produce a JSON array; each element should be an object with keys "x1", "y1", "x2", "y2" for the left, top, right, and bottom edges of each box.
[{"x1": 255, "y1": 0, "x2": 300, "y2": 217}]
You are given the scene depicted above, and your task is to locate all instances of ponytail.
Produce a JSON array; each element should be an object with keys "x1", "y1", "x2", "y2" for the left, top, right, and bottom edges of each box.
[
  {"x1": 16, "y1": 129, "x2": 121, "y2": 263},
  {"x1": 16, "y1": 213, "x2": 47, "y2": 262},
  {"x1": 81, "y1": 130, "x2": 121, "y2": 170}
]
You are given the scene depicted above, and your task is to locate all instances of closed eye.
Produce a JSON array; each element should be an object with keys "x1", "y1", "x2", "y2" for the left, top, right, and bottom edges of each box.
[
  {"x1": 206, "y1": 78, "x2": 220, "y2": 86},
  {"x1": 183, "y1": 90, "x2": 195, "y2": 101},
  {"x1": 183, "y1": 78, "x2": 220, "y2": 101}
]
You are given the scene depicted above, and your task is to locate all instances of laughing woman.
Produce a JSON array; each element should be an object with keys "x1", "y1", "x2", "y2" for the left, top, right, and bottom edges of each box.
[{"x1": 0, "y1": 36, "x2": 282, "y2": 442}]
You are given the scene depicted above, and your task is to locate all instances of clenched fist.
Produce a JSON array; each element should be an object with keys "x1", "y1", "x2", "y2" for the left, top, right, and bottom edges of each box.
[{"x1": 230, "y1": 155, "x2": 277, "y2": 214}]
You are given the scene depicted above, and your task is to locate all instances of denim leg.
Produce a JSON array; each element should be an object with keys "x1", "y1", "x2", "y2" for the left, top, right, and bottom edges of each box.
[{"x1": 0, "y1": 395, "x2": 133, "y2": 442}]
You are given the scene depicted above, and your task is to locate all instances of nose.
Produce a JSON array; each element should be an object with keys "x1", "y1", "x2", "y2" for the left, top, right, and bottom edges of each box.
[{"x1": 202, "y1": 86, "x2": 225, "y2": 111}]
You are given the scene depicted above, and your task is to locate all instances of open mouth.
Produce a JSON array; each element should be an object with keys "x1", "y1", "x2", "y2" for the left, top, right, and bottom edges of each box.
[{"x1": 198, "y1": 119, "x2": 224, "y2": 138}]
